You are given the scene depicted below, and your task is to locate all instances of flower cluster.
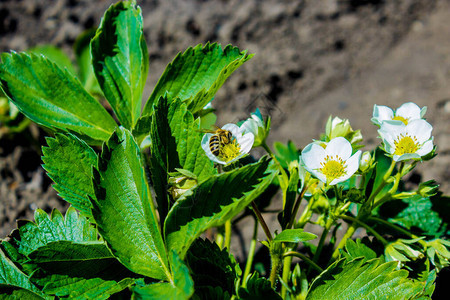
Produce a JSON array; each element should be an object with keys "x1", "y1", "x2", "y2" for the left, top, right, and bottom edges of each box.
[
  {"x1": 373, "y1": 102, "x2": 434, "y2": 162},
  {"x1": 201, "y1": 101, "x2": 434, "y2": 185}
]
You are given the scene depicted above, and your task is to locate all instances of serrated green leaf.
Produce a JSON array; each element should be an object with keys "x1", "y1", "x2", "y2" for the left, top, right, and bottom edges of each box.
[
  {"x1": 28, "y1": 241, "x2": 113, "y2": 272},
  {"x1": 91, "y1": 127, "x2": 169, "y2": 280},
  {"x1": 17, "y1": 207, "x2": 98, "y2": 257},
  {"x1": 42, "y1": 133, "x2": 97, "y2": 217},
  {"x1": 273, "y1": 229, "x2": 317, "y2": 244},
  {"x1": 91, "y1": 0, "x2": 148, "y2": 129},
  {"x1": 389, "y1": 195, "x2": 442, "y2": 236},
  {"x1": 238, "y1": 272, "x2": 281, "y2": 300},
  {"x1": 0, "y1": 52, "x2": 117, "y2": 144},
  {"x1": 29, "y1": 241, "x2": 135, "y2": 300},
  {"x1": 186, "y1": 239, "x2": 239, "y2": 295},
  {"x1": 164, "y1": 158, "x2": 275, "y2": 259},
  {"x1": 0, "y1": 249, "x2": 44, "y2": 298},
  {"x1": 149, "y1": 96, "x2": 181, "y2": 224},
  {"x1": 0, "y1": 284, "x2": 44, "y2": 300},
  {"x1": 132, "y1": 114, "x2": 152, "y2": 146},
  {"x1": 28, "y1": 45, "x2": 76, "y2": 76},
  {"x1": 132, "y1": 251, "x2": 193, "y2": 300},
  {"x1": 74, "y1": 28, "x2": 103, "y2": 96},
  {"x1": 168, "y1": 98, "x2": 217, "y2": 181},
  {"x1": 342, "y1": 239, "x2": 379, "y2": 262},
  {"x1": 143, "y1": 43, "x2": 252, "y2": 115},
  {"x1": 306, "y1": 257, "x2": 423, "y2": 300}
]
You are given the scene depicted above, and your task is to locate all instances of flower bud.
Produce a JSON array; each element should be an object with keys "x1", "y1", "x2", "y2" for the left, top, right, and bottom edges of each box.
[
  {"x1": 241, "y1": 108, "x2": 270, "y2": 148},
  {"x1": 324, "y1": 116, "x2": 363, "y2": 148},
  {"x1": 359, "y1": 151, "x2": 372, "y2": 172}
]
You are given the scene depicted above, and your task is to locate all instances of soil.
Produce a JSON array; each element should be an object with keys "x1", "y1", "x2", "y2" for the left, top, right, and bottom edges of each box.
[{"x1": 1, "y1": 0, "x2": 449, "y2": 291}]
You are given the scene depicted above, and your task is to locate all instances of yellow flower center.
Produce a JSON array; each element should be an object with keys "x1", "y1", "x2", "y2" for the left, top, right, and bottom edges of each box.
[
  {"x1": 393, "y1": 134, "x2": 419, "y2": 156},
  {"x1": 392, "y1": 116, "x2": 409, "y2": 125},
  {"x1": 219, "y1": 139, "x2": 241, "y2": 162},
  {"x1": 319, "y1": 155, "x2": 347, "y2": 181}
]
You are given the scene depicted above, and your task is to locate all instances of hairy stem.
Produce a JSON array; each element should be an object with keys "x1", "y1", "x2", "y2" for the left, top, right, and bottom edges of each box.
[
  {"x1": 242, "y1": 217, "x2": 258, "y2": 287},
  {"x1": 251, "y1": 201, "x2": 273, "y2": 242},
  {"x1": 340, "y1": 215, "x2": 388, "y2": 245},
  {"x1": 224, "y1": 219, "x2": 232, "y2": 251},
  {"x1": 284, "y1": 251, "x2": 324, "y2": 273}
]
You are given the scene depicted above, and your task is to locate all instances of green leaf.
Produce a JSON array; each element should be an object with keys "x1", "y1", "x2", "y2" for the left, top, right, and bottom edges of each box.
[
  {"x1": 28, "y1": 45, "x2": 76, "y2": 76},
  {"x1": 274, "y1": 141, "x2": 299, "y2": 169},
  {"x1": 164, "y1": 158, "x2": 275, "y2": 259},
  {"x1": 0, "y1": 52, "x2": 117, "y2": 144},
  {"x1": 91, "y1": 0, "x2": 148, "y2": 129},
  {"x1": 132, "y1": 114, "x2": 152, "y2": 147},
  {"x1": 0, "y1": 284, "x2": 44, "y2": 300},
  {"x1": 0, "y1": 248, "x2": 44, "y2": 298},
  {"x1": 368, "y1": 148, "x2": 394, "y2": 202},
  {"x1": 342, "y1": 239, "x2": 379, "y2": 262},
  {"x1": 149, "y1": 96, "x2": 181, "y2": 223},
  {"x1": 279, "y1": 161, "x2": 300, "y2": 229},
  {"x1": 143, "y1": 43, "x2": 252, "y2": 115},
  {"x1": 16, "y1": 207, "x2": 98, "y2": 257},
  {"x1": 132, "y1": 251, "x2": 194, "y2": 300},
  {"x1": 389, "y1": 195, "x2": 442, "y2": 236},
  {"x1": 185, "y1": 239, "x2": 240, "y2": 295},
  {"x1": 168, "y1": 98, "x2": 217, "y2": 181},
  {"x1": 28, "y1": 241, "x2": 113, "y2": 272},
  {"x1": 74, "y1": 28, "x2": 103, "y2": 96},
  {"x1": 273, "y1": 229, "x2": 317, "y2": 244},
  {"x1": 91, "y1": 127, "x2": 169, "y2": 280},
  {"x1": 306, "y1": 257, "x2": 423, "y2": 300},
  {"x1": 42, "y1": 133, "x2": 97, "y2": 217},
  {"x1": 238, "y1": 272, "x2": 281, "y2": 300},
  {"x1": 29, "y1": 241, "x2": 135, "y2": 300}
]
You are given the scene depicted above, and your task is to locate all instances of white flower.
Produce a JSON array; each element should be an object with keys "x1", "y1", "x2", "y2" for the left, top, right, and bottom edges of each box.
[
  {"x1": 372, "y1": 102, "x2": 427, "y2": 126},
  {"x1": 378, "y1": 119, "x2": 433, "y2": 161},
  {"x1": 201, "y1": 123, "x2": 254, "y2": 165},
  {"x1": 241, "y1": 108, "x2": 270, "y2": 147},
  {"x1": 301, "y1": 137, "x2": 361, "y2": 185}
]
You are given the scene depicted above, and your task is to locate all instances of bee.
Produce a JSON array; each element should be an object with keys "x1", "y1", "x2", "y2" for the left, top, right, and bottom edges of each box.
[{"x1": 201, "y1": 126, "x2": 233, "y2": 156}]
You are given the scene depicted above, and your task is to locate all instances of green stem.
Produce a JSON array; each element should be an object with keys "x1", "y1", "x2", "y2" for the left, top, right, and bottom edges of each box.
[
  {"x1": 251, "y1": 201, "x2": 273, "y2": 242},
  {"x1": 283, "y1": 251, "x2": 324, "y2": 273},
  {"x1": 224, "y1": 219, "x2": 232, "y2": 251},
  {"x1": 281, "y1": 252, "x2": 293, "y2": 299},
  {"x1": 296, "y1": 197, "x2": 314, "y2": 229},
  {"x1": 331, "y1": 221, "x2": 358, "y2": 261},
  {"x1": 367, "y1": 159, "x2": 396, "y2": 205},
  {"x1": 286, "y1": 185, "x2": 308, "y2": 229},
  {"x1": 373, "y1": 162, "x2": 404, "y2": 209},
  {"x1": 242, "y1": 217, "x2": 258, "y2": 287},
  {"x1": 269, "y1": 242, "x2": 283, "y2": 288},
  {"x1": 340, "y1": 215, "x2": 388, "y2": 245},
  {"x1": 262, "y1": 141, "x2": 274, "y2": 156},
  {"x1": 368, "y1": 216, "x2": 427, "y2": 248}
]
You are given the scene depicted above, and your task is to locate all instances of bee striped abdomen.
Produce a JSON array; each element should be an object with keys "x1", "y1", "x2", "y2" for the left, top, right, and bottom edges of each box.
[{"x1": 209, "y1": 135, "x2": 221, "y2": 156}]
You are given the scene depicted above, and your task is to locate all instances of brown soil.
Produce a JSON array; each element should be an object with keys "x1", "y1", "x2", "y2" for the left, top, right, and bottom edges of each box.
[{"x1": 0, "y1": 0, "x2": 449, "y2": 275}]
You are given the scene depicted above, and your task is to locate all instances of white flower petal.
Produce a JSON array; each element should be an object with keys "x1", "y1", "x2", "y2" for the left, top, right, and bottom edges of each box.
[
  {"x1": 222, "y1": 123, "x2": 241, "y2": 137},
  {"x1": 325, "y1": 137, "x2": 352, "y2": 160},
  {"x1": 379, "y1": 122, "x2": 405, "y2": 146},
  {"x1": 201, "y1": 133, "x2": 226, "y2": 164},
  {"x1": 238, "y1": 132, "x2": 255, "y2": 154},
  {"x1": 396, "y1": 102, "x2": 422, "y2": 120},
  {"x1": 416, "y1": 138, "x2": 434, "y2": 157},
  {"x1": 406, "y1": 119, "x2": 432, "y2": 143},
  {"x1": 373, "y1": 105, "x2": 394, "y2": 124},
  {"x1": 241, "y1": 119, "x2": 258, "y2": 136},
  {"x1": 301, "y1": 143, "x2": 326, "y2": 173},
  {"x1": 342, "y1": 151, "x2": 361, "y2": 180}
]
